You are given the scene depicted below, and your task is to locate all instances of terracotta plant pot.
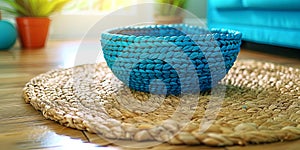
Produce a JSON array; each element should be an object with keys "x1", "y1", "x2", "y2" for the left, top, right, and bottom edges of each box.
[
  {"x1": 154, "y1": 15, "x2": 183, "y2": 24},
  {"x1": 16, "y1": 17, "x2": 50, "y2": 49}
]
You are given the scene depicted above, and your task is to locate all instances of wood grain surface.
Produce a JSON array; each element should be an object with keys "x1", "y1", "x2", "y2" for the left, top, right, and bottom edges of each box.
[{"x1": 0, "y1": 40, "x2": 299, "y2": 150}]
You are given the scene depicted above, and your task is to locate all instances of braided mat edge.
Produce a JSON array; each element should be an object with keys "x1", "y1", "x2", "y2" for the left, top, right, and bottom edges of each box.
[{"x1": 23, "y1": 60, "x2": 300, "y2": 146}]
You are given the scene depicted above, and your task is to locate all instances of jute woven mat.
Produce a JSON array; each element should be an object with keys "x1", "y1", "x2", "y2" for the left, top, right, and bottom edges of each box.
[{"x1": 23, "y1": 60, "x2": 300, "y2": 146}]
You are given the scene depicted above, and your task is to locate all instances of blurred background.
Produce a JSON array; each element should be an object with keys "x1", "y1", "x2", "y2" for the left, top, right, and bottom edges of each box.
[
  {"x1": 1, "y1": 0, "x2": 299, "y2": 57},
  {"x1": 0, "y1": 0, "x2": 207, "y2": 40}
]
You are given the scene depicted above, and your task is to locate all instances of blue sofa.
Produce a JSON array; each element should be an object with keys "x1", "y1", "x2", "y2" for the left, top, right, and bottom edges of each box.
[{"x1": 207, "y1": 0, "x2": 300, "y2": 49}]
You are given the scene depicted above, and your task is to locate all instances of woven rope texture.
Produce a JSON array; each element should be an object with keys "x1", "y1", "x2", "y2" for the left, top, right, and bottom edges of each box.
[
  {"x1": 101, "y1": 24, "x2": 242, "y2": 95},
  {"x1": 23, "y1": 61, "x2": 300, "y2": 146}
]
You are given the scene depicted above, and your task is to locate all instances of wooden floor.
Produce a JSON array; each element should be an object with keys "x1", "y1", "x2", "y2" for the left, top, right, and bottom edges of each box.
[{"x1": 0, "y1": 40, "x2": 299, "y2": 150}]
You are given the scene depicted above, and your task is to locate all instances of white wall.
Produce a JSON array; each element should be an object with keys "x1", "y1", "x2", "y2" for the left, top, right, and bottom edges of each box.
[
  {"x1": 49, "y1": 1, "x2": 154, "y2": 40},
  {"x1": 49, "y1": 14, "x2": 106, "y2": 39}
]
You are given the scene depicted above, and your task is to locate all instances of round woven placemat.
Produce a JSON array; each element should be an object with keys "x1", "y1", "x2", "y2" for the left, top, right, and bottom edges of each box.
[{"x1": 23, "y1": 60, "x2": 300, "y2": 146}]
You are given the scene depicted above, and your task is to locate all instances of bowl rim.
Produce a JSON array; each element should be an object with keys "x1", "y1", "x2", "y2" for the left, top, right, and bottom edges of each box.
[{"x1": 101, "y1": 24, "x2": 242, "y2": 39}]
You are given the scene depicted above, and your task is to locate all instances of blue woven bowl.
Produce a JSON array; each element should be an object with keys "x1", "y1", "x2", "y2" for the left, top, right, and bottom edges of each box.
[{"x1": 101, "y1": 24, "x2": 242, "y2": 95}]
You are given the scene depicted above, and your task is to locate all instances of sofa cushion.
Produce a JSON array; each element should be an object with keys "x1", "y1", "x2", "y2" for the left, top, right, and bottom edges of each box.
[
  {"x1": 211, "y1": 0, "x2": 243, "y2": 9},
  {"x1": 208, "y1": 9, "x2": 300, "y2": 30},
  {"x1": 243, "y1": 0, "x2": 300, "y2": 10}
]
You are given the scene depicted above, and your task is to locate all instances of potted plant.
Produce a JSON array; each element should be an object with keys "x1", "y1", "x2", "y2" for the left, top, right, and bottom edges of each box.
[
  {"x1": 155, "y1": 0, "x2": 188, "y2": 24},
  {"x1": 0, "y1": 0, "x2": 70, "y2": 49}
]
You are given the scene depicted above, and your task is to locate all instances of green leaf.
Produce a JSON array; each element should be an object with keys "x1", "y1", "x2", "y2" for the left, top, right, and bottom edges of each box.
[
  {"x1": 1, "y1": 0, "x2": 70, "y2": 17},
  {"x1": 28, "y1": 0, "x2": 38, "y2": 16},
  {"x1": 52, "y1": 0, "x2": 71, "y2": 12},
  {"x1": 15, "y1": 0, "x2": 31, "y2": 16},
  {"x1": 1, "y1": 0, "x2": 22, "y2": 16},
  {"x1": 0, "y1": 6, "x2": 18, "y2": 16},
  {"x1": 40, "y1": 0, "x2": 71, "y2": 17}
]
